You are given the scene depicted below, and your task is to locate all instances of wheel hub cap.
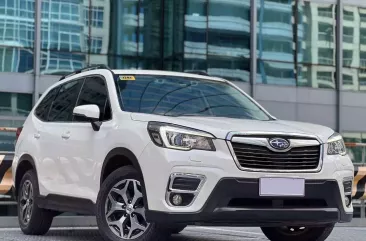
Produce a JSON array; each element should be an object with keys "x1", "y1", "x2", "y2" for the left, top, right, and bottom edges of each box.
[
  {"x1": 126, "y1": 205, "x2": 134, "y2": 215},
  {"x1": 104, "y1": 179, "x2": 150, "y2": 239}
]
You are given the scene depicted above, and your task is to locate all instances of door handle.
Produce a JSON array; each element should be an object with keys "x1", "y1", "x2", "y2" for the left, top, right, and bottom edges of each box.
[
  {"x1": 34, "y1": 133, "x2": 41, "y2": 139},
  {"x1": 61, "y1": 132, "x2": 70, "y2": 140}
]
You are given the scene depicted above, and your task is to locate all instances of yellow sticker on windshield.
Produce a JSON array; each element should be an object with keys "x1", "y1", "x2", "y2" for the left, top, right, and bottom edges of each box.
[{"x1": 119, "y1": 76, "x2": 135, "y2": 81}]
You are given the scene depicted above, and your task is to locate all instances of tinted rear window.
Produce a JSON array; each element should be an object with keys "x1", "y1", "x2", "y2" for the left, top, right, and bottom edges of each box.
[{"x1": 116, "y1": 75, "x2": 270, "y2": 121}]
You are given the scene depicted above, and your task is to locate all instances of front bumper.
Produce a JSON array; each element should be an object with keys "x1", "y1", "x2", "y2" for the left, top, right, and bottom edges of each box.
[{"x1": 146, "y1": 178, "x2": 353, "y2": 227}]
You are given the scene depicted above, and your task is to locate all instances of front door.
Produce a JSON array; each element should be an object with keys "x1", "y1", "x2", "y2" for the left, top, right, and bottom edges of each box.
[{"x1": 59, "y1": 75, "x2": 113, "y2": 201}]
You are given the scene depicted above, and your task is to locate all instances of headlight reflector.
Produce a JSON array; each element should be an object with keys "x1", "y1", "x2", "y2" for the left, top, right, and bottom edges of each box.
[
  {"x1": 327, "y1": 133, "x2": 347, "y2": 156},
  {"x1": 148, "y1": 122, "x2": 215, "y2": 151}
]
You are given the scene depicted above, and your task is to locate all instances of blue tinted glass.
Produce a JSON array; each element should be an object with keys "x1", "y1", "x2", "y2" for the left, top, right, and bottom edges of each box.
[
  {"x1": 0, "y1": 92, "x2": 32, "y2": 117},
  {"x1": 117, "y1": 75, "x2": 270, "y2": 120}
]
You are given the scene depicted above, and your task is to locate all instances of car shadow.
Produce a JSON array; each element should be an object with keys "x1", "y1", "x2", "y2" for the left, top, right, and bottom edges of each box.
[{"x1": 35, "y1": 229, "x2": 265, "y2": 241}]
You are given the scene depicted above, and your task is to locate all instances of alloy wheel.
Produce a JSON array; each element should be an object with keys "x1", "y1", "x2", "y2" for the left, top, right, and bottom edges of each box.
[
  {"x1": 19, "y1": 180, "x2": 34, "y2": 225},
  {"x1": 105, "y1": 179, "x2": 149, "y2": 239}
]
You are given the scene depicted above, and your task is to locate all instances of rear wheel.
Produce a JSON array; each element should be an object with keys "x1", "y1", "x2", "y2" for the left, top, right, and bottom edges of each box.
[
  {"x1": 260, "y1": 225, "x2": 335, "y2": 241},
  {"x1": 17, "y1": 170, "x2": 54, "y2": 235},
  {"x1": 96, "y1": 166, "x2": 169, "y2": 241}
]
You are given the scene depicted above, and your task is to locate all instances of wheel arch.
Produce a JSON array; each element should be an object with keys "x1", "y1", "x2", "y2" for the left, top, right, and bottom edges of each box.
[
  {"x1": 100, "y1": 147, "x2": 149, "y2": 208},
  {"x1": 14, "y1": 154, "x2": 38, "y2": 198}
]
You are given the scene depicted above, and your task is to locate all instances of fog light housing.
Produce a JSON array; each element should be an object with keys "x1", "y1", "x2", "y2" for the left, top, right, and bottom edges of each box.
[
  {"x1": 343, "y1": 177, "x2": 353, "y2": 208},
  {"x1": 166, "y1": 173, "x2": 206, "y2": 207}
]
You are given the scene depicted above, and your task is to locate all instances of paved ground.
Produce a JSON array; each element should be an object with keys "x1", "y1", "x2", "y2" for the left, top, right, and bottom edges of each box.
[{"x1": 0, "y1": 226, "x2": 365, "y2": 241}]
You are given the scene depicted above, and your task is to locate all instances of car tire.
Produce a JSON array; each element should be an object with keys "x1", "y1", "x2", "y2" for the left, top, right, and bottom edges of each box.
[
  {"x1": 260, "y1": 224, "x2": 335, "y2": 241},
  {"x1": 96, "y1": 166, "x2": 169, "y2": 241},
  {"x1": 168, "y1": 224, "x2": 187, "y2": 234},
  {"x1": 17, "y1": 170, "x2": 54, "y2": 235}
]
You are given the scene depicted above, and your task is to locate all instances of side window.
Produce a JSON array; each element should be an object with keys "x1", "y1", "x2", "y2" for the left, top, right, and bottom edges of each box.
[
  {"x1": 35, "y1": 86, "x2": 60, "y2": 121},
  {"x1": 74, "y1": 76, "x2": 112, "y2": 122},
  {"x1": 48, "y1": 79, "x2": 84, "y2": 122}
]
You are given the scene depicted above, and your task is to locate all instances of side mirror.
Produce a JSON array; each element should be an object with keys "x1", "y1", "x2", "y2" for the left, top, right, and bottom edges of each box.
[{"x1": 73, "y1": 104, "x2": 102, "y2": 131}]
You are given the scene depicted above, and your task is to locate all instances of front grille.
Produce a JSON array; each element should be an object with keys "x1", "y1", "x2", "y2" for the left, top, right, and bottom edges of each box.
[{"x1": 231, "y1": 142, "x2": 321, "y2": 170}]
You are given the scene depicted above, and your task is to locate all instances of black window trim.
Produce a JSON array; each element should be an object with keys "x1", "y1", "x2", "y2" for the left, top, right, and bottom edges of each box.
[
  {"x1": 73, "y1": 74, "x2": 113, "y2": 123},
  {"x1": 45, "y1": 77, "x2": 86, "y2": 123},
  {"x1": 33, "y1": 85, "x2": 61, "y2": 122},
  {"x1": 34, "y1": 74, "x2": 113, "y2": 124},
  {"x1": 34, "y1": 77, "x2": 85, "y2": 123}
]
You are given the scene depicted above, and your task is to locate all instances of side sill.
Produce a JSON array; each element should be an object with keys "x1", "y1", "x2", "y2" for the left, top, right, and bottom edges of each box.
[{"x1": 37, "y1": 194, "x2": 96, "y2": 215}]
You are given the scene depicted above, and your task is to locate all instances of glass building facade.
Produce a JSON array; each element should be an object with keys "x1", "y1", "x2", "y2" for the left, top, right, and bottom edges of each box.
[{"x1": 0, "y1": 0, "x2": 366, "y2": 161}]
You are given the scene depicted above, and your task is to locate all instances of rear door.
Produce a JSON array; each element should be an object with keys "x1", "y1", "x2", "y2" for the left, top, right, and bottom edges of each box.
[
  {"x1": 32, "y1": 85, "x2": 60, "y2": 196},
  {"x1": 38, "y1": 79, "x2": 84, "y2": 196}
]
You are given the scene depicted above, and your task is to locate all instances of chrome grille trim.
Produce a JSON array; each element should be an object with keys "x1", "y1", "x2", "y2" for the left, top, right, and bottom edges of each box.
[
  {"x1": 231, "y1": 137, "x2": 320, "y2": 153},
  {"x1": 226, "y1": 132, "x2": 324, "y2": 173},
  {"x1": 226, "y1": 131, "x2": 324, "y2": 143}
]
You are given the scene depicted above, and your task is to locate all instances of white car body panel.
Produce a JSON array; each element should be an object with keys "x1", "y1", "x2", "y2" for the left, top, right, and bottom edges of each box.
[{"x1": 130, "y1": 113, "x2": 335, "y2": 142}]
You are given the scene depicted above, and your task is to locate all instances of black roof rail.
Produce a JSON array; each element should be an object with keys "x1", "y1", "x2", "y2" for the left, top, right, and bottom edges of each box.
[
  {"x1": 59, "y1": 64, "x2": 114, "y2": 81},
  {"x1": 184, "y1": 70, "x2": 210, "y2": 76}
]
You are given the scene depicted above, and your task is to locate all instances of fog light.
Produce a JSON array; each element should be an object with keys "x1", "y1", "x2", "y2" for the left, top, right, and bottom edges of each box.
[
  {"x1": 172, "y1": 194, "x2": 183, "y2": 206},
  {"x1": 345, "y1": 196, "x2": 350, "y2": 207}
]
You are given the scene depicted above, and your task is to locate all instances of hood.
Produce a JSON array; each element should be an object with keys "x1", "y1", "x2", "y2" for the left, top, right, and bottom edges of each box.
[{"x1": 130, "y1": 113, "x2": 335, "y2": 143}]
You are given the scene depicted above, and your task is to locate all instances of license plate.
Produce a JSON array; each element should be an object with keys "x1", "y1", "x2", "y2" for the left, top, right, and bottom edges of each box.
[{"x1": 259, "y1": 177, "x2": 305, "y2": 197}]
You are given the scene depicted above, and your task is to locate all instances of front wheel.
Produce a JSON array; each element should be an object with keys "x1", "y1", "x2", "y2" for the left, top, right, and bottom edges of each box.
[
  {"x1": 96, "y1": 166, "x2": 169, "y2": 241},
  {"x1": 261, "y1": 225, "x2": 335, "y2": 241}
]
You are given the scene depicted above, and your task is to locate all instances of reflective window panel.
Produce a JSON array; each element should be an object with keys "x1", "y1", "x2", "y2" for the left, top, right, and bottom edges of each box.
[
  {"x1": 0, "y1": 0, "x2": 35, "y2": 48},
  {"x1": 208, "y1": 0, "x2": 250, "y2": 82},
  {"x1": 92, "y1": 55, "x2": 160, "y2": 70},
  {"x1": 257, "y1": 60, "x2": 295, "y2": 86},
  {"x1": 208, "y1": 55, "x2": 250, "y2": 82},
  {"x1": 41, "y1": 0, "x2": 87, "y2": 53},
  {"x1": 257, "y1": 0, "x2": 295, "y2": 86},
  {"x1": 0, "y1": 47, "x2": 33, "y2": 72},
  {"x1": 164, "y1": 57, "x2": 183, "y2": 72},
  {"x1": 0, "y1": 0, "x2": 35, "y2": 73},
  {"x1": 164, "y1": 0, "x2": 184, "y2": 57},
  {"x1": 40, "y1": 51, "x2": 87, "y2": 75},
  {"x1": 342, "y1": 5, "x2": 366, "y2": 91},
  {"x1": 139, "y1": 0, "x2": 162, "y2": 58},
  {"x1": 184, "y1": 57, "x2": 207, "y2": 72},
  {"x1": 298, "y1": 63, "x2": 336, "y2": 89},
  {"x1": 0, "y1": 92, "x2": 32, "y2": 117},
  {"x1": 297, "y1": 1, "x2": 337, "y2": 88},
  {"x1": 108, "y1": 0, "x2": 139, "y2": 56},
  {"x1": 184, "y1": 0, "x2": 208, "y2": 68}
]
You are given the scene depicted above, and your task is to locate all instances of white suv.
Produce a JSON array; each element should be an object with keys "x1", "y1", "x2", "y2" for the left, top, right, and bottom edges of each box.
[{"x1": 12, "y1": 65, "x2": 354, "y2": 241}]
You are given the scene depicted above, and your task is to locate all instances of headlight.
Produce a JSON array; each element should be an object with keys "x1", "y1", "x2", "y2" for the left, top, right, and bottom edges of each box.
[
  {"x1": 147, "y1": 122, "x2": 216, "y2": 151},
  {"x1": 327, "y1": 133, "x2": 347, "y2": 156}
]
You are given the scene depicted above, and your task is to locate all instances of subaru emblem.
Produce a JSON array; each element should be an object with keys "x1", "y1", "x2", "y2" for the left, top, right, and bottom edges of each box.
[{"x1": 269, "y1": 138, "x2": 290, "y2": 150}]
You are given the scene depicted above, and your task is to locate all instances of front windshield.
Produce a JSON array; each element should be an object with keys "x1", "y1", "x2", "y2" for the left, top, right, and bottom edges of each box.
[{"x1": 116, "y1": 75, "x2": 271, "y2": 121}]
